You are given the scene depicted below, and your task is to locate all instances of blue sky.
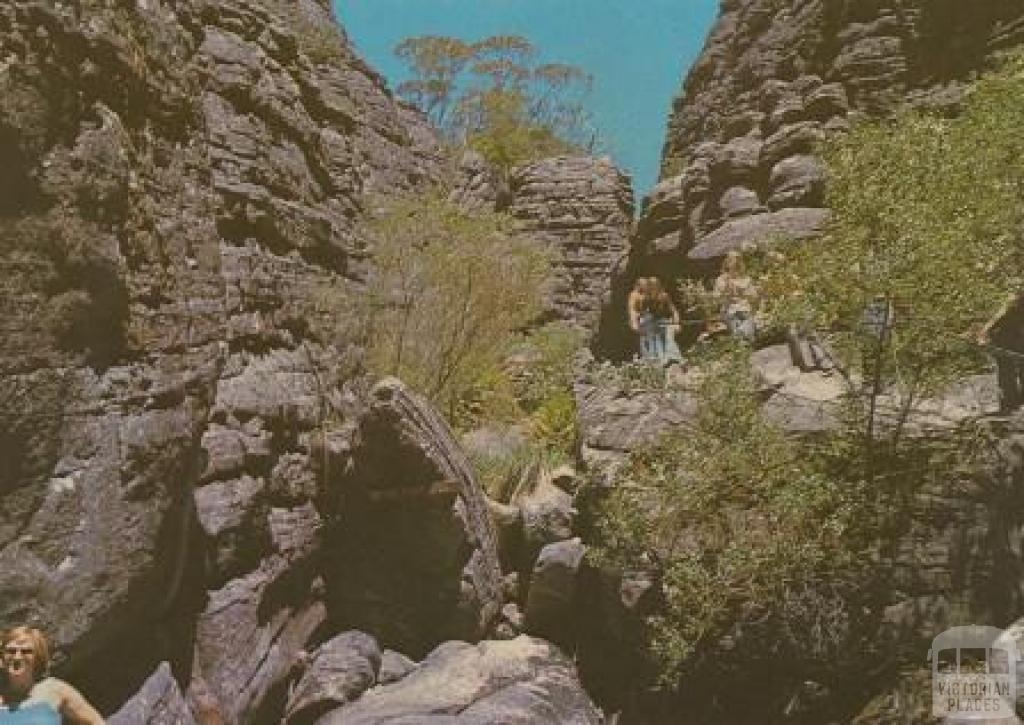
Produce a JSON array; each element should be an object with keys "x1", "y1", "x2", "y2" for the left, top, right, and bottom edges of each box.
[{"x1": 335, "y1": 0, "x2": 719, "y2": 198}]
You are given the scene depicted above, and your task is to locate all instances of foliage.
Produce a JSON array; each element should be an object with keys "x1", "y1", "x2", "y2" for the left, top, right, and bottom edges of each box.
[
  {"x1": 529, "y1": 390, "x2": 578, "y2": 458},
  {"x1": 592, "y1": 347, "x2": 876, "y2": 684},
  {"x1": 504, "y1": 323, "x2": 586, "y2": 413},
  {"x1": 755, "y1": 51, "x2": 1024, "y2": 480},
  {"x1": 588, "y1": 54, "x2": 1024, "y2": 705},
  {"x1": 357, "y1": 193, "x2": 550, "y2": 418},
  {"x1": 394, "y1": 34, "x2": 596, "y2": 170},
  {"x1": 584, "y1": 357, "x2": 669, "y2": 394},
  {"x1": 458, "y1": 323, "x2": 583, "y2": 497},
  {"x1": 467, "y1": 432, "x2": 570, "y2": 502}
]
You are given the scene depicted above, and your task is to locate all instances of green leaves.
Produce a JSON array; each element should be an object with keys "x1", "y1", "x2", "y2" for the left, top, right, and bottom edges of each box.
[
  {"x1": 594, "y1": 348, "x2": 866, "y2": 684},
  {"x1": 393, "y1": 34, "x2": 596, "y2": 170},
  {"x1": 762, "y1": 52, "x2": 1024, "y2": 408},
  {"x1": 358, "y1": 194, "x2": 550, "y2": 416}
]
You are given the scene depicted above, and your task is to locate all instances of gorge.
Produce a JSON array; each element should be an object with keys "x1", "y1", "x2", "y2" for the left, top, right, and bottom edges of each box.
[{"x1": 2, "y1": 0, "x2": 1024, "y2": 723}]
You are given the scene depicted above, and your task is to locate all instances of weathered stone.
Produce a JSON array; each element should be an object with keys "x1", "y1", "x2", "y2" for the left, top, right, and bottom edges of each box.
[
  {"x1": 515, "y1": 477, "x2": 577, "y2": 567},
  {"x1": 0, "y1": 0, "x2": 442, "y2": 705},
  {"x1": 710, "y1": 136, "x2": 762, "y2": 184},
  {"x1": 108, "y1": 662, "x2": 196, "y2": 725},
  {"x1": 449, "y1": 149, "x2": 510, "y2": 211},
  {"x1": 486, "y1": 497, "x2": 524, "y2": 574},
  {"x1": 717, "y1": 185, "x2": 764, "y2": 219},
  {"x1": 316, "y1": 636, "x2": 602, "y2": 724},
  {"x1": 688, "y1": 207, "x2": 830, "y2": 260},
  {"x1": 509, "y1": 156, "x2": 634, "y2": 330},
  {"x1": 284, "y1": 631, "x2": 381, "y2": 725},
  {"x1": 636, "y1": 0, "x2": 1024, "y2": 279},
  {"x1": 378, "y1": 650, "x2": 417, "y2": 686},
  {"x1": 191, "y1": 555, "x2": 326, "y2": 723},
  {"x1": 323, "y1": 378, "x2": 503, "y2": 657},
  {"x1": 524, "y1": 538, "x2": 587, "y2": 649},
  {"x1": 767, "y1": 154, "x2": 826, "y2": 210},
  {"x1": 194, "y1": 474, "x2": 268, "y2": 585}
]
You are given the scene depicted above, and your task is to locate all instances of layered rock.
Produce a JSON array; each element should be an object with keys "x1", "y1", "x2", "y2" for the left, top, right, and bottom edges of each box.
[
  {"x1": 639, "y1": 0, "x2": 1024, "y2": 268},
  {"x1": 108, "y1": 663, "x2": 196, "y2": 725},
  {"x1": 283, "y1": 630, "x2": 382, "y2": 724},
  {"x1": 0, "y1": 0, "x2": 439, "y2": 718},
  {"x1": 322, "y1": 379, "x2": 503, "y2": 658},
  {"x1": 316, "y1": 636, "x2": 603, "y2": 724},
  {"x1": 509, "y1": 156, "x2": 634, "y2": 330}
]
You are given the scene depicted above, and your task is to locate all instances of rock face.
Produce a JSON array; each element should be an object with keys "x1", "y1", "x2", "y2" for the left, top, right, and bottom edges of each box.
[
  {"x1": 284, "y1": 631, "x2": 382, "y2": 725},
  {"x1": 0, "y1": 0, "x2": 440, "y2": 718},
  {"x1": 108, "y1": 663, "x2": 197, "y2": 725},
  {"x1": 316, "y1": 636, "x2": 603, "y2": 724},
  {"x1": 509, "y1": 157, "x2": 634, "y2": 330},
  {"x1": 524, "y1": 538, "x2": 587, "y2": 649},
  {"x1": 638, "y1": 0, "x2": 1024, "y2": 269},
  {"x1": 323, "y1": 379, "x2": 503, "y2": 658}
]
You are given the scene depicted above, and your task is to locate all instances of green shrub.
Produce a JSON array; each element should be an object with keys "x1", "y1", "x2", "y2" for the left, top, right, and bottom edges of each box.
[
  {"x1": 528, "y1": 389, "x2": 577, "y2": 458},
  {"x1": 356, "y1": 193, "x2": 550, "y2": 418},
  {"x1": 505, "y1": 323, "x2": 585, "y2": 412},
  {"x1": 592, "y1": 347, "x2": 876, "y2": 684}
]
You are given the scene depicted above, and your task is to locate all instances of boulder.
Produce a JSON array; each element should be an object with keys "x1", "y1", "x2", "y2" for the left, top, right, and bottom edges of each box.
[
  {"x1": 524, "y1": 538, "x2": 587, "y2": 649},
  {"x1": 515, "y1": 477, "x2": 577, "y2": 569},
  {"x1": 766, "y1": 154, "x2": 826, "y2": 210},
  {"x1": 108, "y1": 662, "x2": 196, "y2": 725},
  {"x1": 717, "y1": 185, "x2": 765, "y2": 219},
  {"x1": 316, "y1": 636, "x2": 602, "y2": 724},
  {"x1": 189, "y1": 501, "x2": 324, "y2": 722},
  {"x1": 688, "y1": 207, "x2": 830, "y2": 260},
  {"x1": 323, "y1": 379, "x2": 503, "y2": 657},
  {"x1": 378, "y1": 650, "x2": 417, "y2": 686},
  {"x1": 284, "y1": 631, "x2": 382, "y2": 725}
]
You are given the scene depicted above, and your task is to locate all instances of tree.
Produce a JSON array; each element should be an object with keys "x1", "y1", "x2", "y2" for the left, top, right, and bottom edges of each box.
[
  {"x1": 356, "y1": 193, "x2": 550, "y2": 417},
  {"x1": 394, "y1": 34, "x2": 596, "y2": 170},
  {"x1": 758, "y1": 50, "x2": 1024, "y2": 484},
  {"x1": 593, "y1": 52, "x2": 1024, "y2": 705},
  {"x1": 593, "y1": 345, "x2": 877, "y2": 691}
]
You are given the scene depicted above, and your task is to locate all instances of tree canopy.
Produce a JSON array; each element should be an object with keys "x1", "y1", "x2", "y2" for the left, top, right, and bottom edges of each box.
[
  {"x1": 757, "y1": 50, "x2": 1024, "y2": 475},
  {"x1": 394, "y1": 34, "x2": 596, "y2": 170}
]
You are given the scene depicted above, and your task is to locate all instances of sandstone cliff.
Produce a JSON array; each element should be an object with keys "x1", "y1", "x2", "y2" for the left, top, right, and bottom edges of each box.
[
  {"x1": 638, "y1": 0, "x2": 1024, "y2": 271},
  {"x1": 0, "y1": 0, "x2": 442, "y2": 716}
]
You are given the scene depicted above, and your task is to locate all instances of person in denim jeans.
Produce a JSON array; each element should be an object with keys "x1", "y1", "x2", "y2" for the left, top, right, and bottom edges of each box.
[
  {"x1": 713, "y1": 251, "x2": 758, "y2": 343},
  {"x1": 629, "y1": 277, "x2": 681, "y2": 361}
]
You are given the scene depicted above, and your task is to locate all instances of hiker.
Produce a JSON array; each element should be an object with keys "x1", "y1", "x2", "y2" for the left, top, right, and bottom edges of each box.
[
  {"x1": 0, "y1": 626, "x2": 104, "y2": 724},
  {"x1": 628, "y1": 277, "x2": 681, "y2": 362},
  {"x1": 977, "y1": 291, "x2": 1024, "y2": 413},
  {"x1": 713, "y1": 251, "x2": 758, "y2": 342}
]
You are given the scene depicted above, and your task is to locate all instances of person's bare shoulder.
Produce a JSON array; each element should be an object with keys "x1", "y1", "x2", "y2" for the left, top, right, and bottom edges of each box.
[{"x1": 43, "y1": 678, "x2": 105, "y2": 725}]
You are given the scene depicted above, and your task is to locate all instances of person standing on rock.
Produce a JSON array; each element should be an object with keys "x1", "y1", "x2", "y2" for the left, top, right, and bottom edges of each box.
[
  {"x1": 977, "y1": 291, "x2": 1024, "y2": 413},
  {"x1": 713, "y1": 251, "x2": 758, "y2": 342},
  {"x1": 629, "y1": 277, "x2": 680, "y2": 361},
  {"x1": 0, "y1": 626, "x2": 104, "y2": 724}
]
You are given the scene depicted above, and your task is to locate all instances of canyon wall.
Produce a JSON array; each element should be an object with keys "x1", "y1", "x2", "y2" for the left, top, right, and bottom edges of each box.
[{"x1": 637, "y1": 0, "x2": 1024, "y2": 272}]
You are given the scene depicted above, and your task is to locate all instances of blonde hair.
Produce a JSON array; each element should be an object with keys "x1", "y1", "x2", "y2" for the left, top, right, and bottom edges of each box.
[
  {"x1": 723, "y1": 251, "x2": 744, "y2": 275},
  {"x1": 2, "y1": 626, "x2": 51, "y2": 679}
]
